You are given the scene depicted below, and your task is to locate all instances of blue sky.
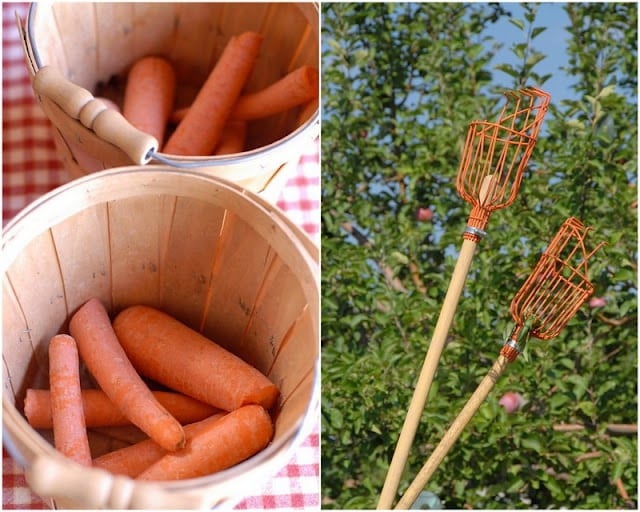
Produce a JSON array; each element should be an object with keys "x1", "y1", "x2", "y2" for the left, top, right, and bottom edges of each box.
[{"x1": 489, "y1": 3, "x2": 573, "y2": 102}]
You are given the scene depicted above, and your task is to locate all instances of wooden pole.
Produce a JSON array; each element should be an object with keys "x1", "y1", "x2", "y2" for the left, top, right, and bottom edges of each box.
[
  {"x1": 377, "y1": 175, "x2": 496, "y2": 510},
  {"x1": 394, "y1": 355, "x2": 511, "y2": 510},
  {"x1": 377, "y1": 238, "x2": 478, "y2": 509}
]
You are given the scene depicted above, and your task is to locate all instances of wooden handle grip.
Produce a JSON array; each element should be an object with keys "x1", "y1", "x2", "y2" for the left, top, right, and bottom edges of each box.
[
  {"x1": 25, "y1": 455, "x2": 206, "y2": 509},
  {"x1": 32, "y1": 66, "x2": 93, "y2": 117},
  {"x1": 32, "y1": 66, "x2": 157, "y2": 164},
  {"x1": 92, "y1": 109, "x2": 157, "y2": 165}
]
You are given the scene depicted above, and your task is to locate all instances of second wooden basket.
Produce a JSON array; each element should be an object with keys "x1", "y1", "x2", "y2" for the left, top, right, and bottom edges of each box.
[
  {"x1": 2, "y1": 167, "x2": 319, "y2": 509},
  {"x1": 19, "y1": 2, "x2": 319, "y2": 202}
]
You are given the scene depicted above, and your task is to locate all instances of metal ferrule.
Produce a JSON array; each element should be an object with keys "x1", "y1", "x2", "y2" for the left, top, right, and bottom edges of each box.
[
  {"x1": 463, "y1": 226, "x2": 487, "y2": 240},
  {"x1": 504, "y1": 338, "x2": 520, "y2": 353},
  {"x1": 500, "y1": 337, "x2": 521, "y2": 362}
]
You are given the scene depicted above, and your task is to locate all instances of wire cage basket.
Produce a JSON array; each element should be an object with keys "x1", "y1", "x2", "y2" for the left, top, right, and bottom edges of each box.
[
  {"x1": 457, "y1": 87, "x2": 551, "y2": 237},
  {"x1": 508, "y1": 216, "x2": 606, "y2": 343}
]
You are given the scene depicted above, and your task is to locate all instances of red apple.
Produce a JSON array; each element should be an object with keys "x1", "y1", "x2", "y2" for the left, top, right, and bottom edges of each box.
[
  {"x1": 499, "y1": 391, "x2": 526, "y2": 414},
  {"x1": 416, "y1": 207, "x2": 433, "y2": 222},
  {"x1": 589, "y1": 296, "x2": 607, "y2": 308}
]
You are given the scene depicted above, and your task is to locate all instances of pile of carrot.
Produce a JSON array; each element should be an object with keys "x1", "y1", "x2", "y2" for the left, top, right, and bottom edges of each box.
[
  {"x1": 25, "y1": 297, "x2": 277, "y2": 481},
  {"x1": 120, "y1": 31, "x2": 318, "y2": 155}
]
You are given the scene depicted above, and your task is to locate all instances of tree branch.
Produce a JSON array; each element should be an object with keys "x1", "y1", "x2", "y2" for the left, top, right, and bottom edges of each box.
[
  {"x1": 597, "y1": 313, "x2": 635, "y2": 327},
  {"x1": 553, "y1": 423, "x2": 637, "y2": 435},
  {"x1": 340, "y1": 222, "x2": 407, "y2": 292}
]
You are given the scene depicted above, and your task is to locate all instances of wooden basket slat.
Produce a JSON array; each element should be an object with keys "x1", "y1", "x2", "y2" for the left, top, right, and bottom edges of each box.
[
  {"x1": 273, "y1": 371, "x2": 315, "y2": 439},
  {"x1": 268, "y1": 304, "x2": 317, "y2": 406},
  {"x1": 216, "y1": 3, "x2": 274, "y2": 69},
  {"x1": 44, "y1": 98, "x2": 133, "y2": 169},
  {"x1": 94, "y1": 3, "x2": 136, "y2": 81},
  {"x1": 50, "y1": 204, "x2": 112, "y2": 315},
  {"x1": 242, "y1": 258, "x2": 307, "y2": 376},
  {"x1": 87, "y1": 425, "x2": 148, "y2": 458},
  {"x1": 171, "y1": 3, "x2": 226, "y2": 86},
  {"x1": 248, "y1": 3, "x2": 301, "y2": 91},
  {"x1": 108, "y1": 195, "x2": 170, "y2": 310},
  {"x1": 287, "y1": 23, "x2": 316, "y2": 73},
  {"x1": 248, "y1": 110, "x2": 300, "y2": 151},
  {"x1": 3, "y1": 280, "x2": 45, "y2": 407},
  {"x1": 130, "y1": 3, "x2": 180, "y2": 70},
  {"x1": 29, "y1": 9, "x2": 66, "y2": 76},
  {"x1": 52, "y1": 3, "x2": 98, "y2": 89},
  {"x1": 159, "y1": 196, "x2": 226, "y2": 331},
  {"x1": 201, "y1": 211, "x2": 277, "y2": 354},
  {"x1": 6, "y1": 231, "x2": 68, "y2": 351},
  {"x1": 259, "y1": 3, "x2": 311, "y2": 78},
  {"x1": 242, "y1": 3, "x2": 315, "y2": 149}
]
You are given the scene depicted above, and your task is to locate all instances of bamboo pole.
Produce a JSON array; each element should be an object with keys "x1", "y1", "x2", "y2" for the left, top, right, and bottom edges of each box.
[{"x1": 395, "y1": 354, "x2": 511, "y2": 510}]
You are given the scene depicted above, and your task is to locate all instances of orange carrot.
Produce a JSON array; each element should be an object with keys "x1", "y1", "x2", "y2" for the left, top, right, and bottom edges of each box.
[
  {"x1": 169, "y1": 106, "x2": 189, "y2": 125},
  {"x1": 171, "y1": 65, "x2": 319, "y2": 125},
  {"x1": 112, "y1": 305, "x2": 279, "y2": 412},
  {"x1": 163, "y1": 32, "x2": 263, "y2": 156},
  {"x1": 214, "y1": 119, "x2": 247, "y2": 155},
  {"x1": 123, "y1": 56, "x2": 176, "y2": 149},
  {"x1": 24, "y1": 389, "x2": 221, "y2": 429},
  {"x1": 230, "y1": 65, "x2": 319, "y2": 121},
  {"x1": 48, "y1": 334, "x2": 92, "y2": 466},
  {"x1": 68, "y1": 298, "x2": 186, "y2": 452},
  {"x1": 137, "y1": 405, "x2": 273, "y2": 481},
  {"x1": 93, "y1": 412, "x2": 226, "y2": 477}
]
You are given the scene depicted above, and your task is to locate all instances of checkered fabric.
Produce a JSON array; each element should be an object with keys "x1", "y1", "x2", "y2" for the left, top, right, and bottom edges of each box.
[{"x1": 2, "y1": 2, "x2": 319, "y2": 509}]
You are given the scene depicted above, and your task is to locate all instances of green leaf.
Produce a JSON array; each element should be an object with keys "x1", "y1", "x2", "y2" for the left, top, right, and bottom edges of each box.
[
  {"x1": 557, "y1": 357, "x2": 575, "y2": 370},
  {"x1": 531, "y1": 26, "x2": 547, "y2": 39},
  {"x1": 523, "y1": 5, "x2": 538, "y2": 24},
  {"x1": 329, "y1": 408, "x2": 344, "y2": 429},
  {"x1": 548, "y1": 393, "x2": 571, "y2": 409},
  {"x1": 507, "y1": 477, "x2": 526, "y2": 493},
  {"x1": 542, "y1": 475, "x2": 566, "y2": 499},
  {"x1": 521, "y1": 437, "x2": 543, "y2": 453},
  {"x1": 611, "y1": 459, "x2": 625, "y2": 482},
  {"x1": 615, "y1": 267, "x2": 634, "y2": 282},
  {"x1": 508, "y1": 18, "x2": 525, "y2": 31},
  {"x1": 566, "y1": 118, "x2": 586, "y2": 131},
  {"x1": 597, "y1": 84, "x2": 616, "y2": 98},
  {"x1": 526, "y1": 52, "x2": 546, "y2": 68},
  {"x1": 391, "y1": 251, "x2": 409, "y2": 265},
  {"x1": 576, "y1": 400, "x2": 596, "y2": 417},
  {"x1": 494, "y1": 63, "x2": 520, "y2": 78},
  {"x1": 513, "y1": 42, "x2": 527, "y2": 60}
]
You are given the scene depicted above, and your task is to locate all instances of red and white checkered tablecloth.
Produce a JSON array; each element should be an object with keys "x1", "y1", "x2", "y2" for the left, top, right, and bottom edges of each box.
[{"x1": 2, "y1": 2, "x2": 320, "y2": 509}]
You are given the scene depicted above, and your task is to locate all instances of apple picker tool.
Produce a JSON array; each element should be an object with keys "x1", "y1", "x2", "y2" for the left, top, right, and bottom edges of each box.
[{"x1": 378, "y1": 87, "x2": 551, "y2": 509}]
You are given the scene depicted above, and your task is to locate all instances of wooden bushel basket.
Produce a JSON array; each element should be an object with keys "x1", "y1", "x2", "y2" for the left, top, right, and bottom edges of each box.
[
  {"x1": 2, "y1": 168, "x2": 319, "y2": 509},
  {"x1": 18, "y1": 2, "x2": 319, "y2": 202}
]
